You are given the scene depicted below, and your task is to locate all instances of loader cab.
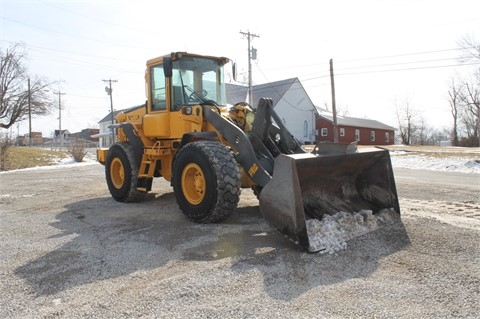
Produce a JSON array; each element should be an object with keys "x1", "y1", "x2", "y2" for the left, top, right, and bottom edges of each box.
[
  {"x1": 144, "y1": 53, "x2": 230, "y2": 138},
  {"x1": 149, "y1": 53, "x2": 229, "y2": 112}
]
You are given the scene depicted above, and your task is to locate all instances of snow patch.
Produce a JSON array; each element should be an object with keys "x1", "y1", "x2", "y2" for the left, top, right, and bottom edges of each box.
[
  {"x1": 0, "y1": 156, "x2": 98, "y2": 175},
  {"x1": 306, "y1": 208, "x2": 400, "y2": 254},
  {"x1": 390, "y1": 152, "x2": 480, "y2": 174}
]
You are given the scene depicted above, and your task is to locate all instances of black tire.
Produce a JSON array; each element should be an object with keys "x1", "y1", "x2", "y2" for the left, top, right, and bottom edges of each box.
[
  {"x1": 105, "y1": 142, "x2": 146, "y2": 203},
  {"x1": 172, "y1": 141, "x2": 241, "y2": 223}
]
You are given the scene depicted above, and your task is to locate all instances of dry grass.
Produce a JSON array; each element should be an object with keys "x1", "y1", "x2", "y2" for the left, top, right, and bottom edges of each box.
[{"x1": 2, "y1": 147, "x2": 69, "y2": 171}]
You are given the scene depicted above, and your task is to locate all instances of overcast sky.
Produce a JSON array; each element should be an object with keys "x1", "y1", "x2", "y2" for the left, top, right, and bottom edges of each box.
[{"x1": 1, "y1": 0, "x2": 479, "y2": 137}]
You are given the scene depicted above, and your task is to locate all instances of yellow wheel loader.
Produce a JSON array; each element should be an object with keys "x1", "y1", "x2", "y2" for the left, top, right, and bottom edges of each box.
[{"x1": 96, "y1": 52, "x2": 400, "y2": 252}]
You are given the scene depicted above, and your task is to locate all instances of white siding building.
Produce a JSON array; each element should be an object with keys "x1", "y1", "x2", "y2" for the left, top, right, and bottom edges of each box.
[{"x1": 226, "y1": 78, "x2": 316, "y2": 144}]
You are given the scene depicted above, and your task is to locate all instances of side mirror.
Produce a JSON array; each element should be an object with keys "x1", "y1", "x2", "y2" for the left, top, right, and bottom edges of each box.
[{"x1": 163, "y1": 57, "x2": 172, "y2": 78}]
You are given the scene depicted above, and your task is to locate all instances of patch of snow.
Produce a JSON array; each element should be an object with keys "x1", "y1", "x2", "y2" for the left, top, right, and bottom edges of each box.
[
  {"x1": 0, "y1": 156, "x2": 98, "y2": 175},
  {"x1": 390, "y1": 152, "x2": 480, "y2": 174},
  {"x1": 306, "y1": 208, "x2": 400, "y2": 254}
]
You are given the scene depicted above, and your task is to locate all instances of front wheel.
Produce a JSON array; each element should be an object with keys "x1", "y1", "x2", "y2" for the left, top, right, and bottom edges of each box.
[
  {"x1": 172, "y1": 141, "x2": 241, "y2": 223},
  {"x1": 105, "y1": 142, "x2": 146, "y2": 202}
]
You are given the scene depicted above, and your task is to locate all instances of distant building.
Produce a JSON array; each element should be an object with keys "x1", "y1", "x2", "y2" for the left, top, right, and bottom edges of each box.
[
  {"x1": 227, "y1": 78, "x2": 317, "y2": 144},
  {"x1": 97, "y1": 110, "x2": 123, "y2": 147},
  {"x1": 69, "y1": 128, "x2": 100, "y2": 142},
  {"x1": 228, "y1": 78, "x2": 395, "y2": 145},
  {"x1": 54, "y1": 129, "x2": 70, "y2": 147},
  {"x1": 18, "y1": 132, "x2": 43, "y2": 146},
  {"x1": 316, "y1": 111, "x2": 395, "y2": 145}
]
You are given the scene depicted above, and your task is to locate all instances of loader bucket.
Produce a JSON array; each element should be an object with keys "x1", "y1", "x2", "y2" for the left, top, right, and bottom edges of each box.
[{"x1": 258, "y1": 148, "x2": 400, "y2": 253}]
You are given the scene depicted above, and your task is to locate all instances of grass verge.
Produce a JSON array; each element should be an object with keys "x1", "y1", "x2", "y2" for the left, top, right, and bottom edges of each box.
[{"x1": 2, "y1": 147, "x2": 69, "y2": 171}]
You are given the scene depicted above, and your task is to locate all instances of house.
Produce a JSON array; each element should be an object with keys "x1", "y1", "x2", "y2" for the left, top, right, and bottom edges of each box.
[
  {"x1": 16, "y1": 132, "x2": 44, "y2": 146},
  {"x1": 315, "y1": 111, "x2": 395, "y2": 145},
  {"x1": 227, "y1": 78, "x2": 317, "y2": 144},
  {"x1": 69, "y1": 128, "x2": 100, "y2": 142},
  {"x1": 54, "y1": 129, "x2": 70, "y2": 147},
  {"x1": 97, "y1": 110, "x2": 123, "y2": 147},
  {"x1": 19, "y1": 132, "x2": 43, "y2": 146}
]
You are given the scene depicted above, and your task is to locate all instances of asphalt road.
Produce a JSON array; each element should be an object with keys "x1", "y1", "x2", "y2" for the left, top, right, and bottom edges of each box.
[
  {"x1": 0, "y1": 163, "x2": 479, "y2": 318},
  {"x1": 394, "y1": 167, "x2": 480, "y2": 202}
]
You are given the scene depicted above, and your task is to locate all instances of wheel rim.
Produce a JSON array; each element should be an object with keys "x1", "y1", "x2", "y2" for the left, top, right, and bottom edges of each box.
[
  {"x1": 181, "y1": 163, "x2": 206, "y2": 205},
  {"x1": 110, "y1": 157, "x2": 125, "y2": 189}
]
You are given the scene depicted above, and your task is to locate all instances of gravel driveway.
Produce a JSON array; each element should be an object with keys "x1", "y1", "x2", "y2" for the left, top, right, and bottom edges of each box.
[{"x1": 1, "y1": 162, "x2": 479, "y2": 318}]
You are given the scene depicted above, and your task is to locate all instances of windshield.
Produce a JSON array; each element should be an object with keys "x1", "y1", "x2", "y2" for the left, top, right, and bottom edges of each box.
[{"x1": 171, "y1": 56, "x2": 227, "y2": 109}]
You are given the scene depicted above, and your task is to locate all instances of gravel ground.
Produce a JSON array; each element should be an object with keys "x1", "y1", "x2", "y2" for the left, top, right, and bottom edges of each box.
[{"x1": 0, "y1": 162, "x2": 479, "y2": 318}]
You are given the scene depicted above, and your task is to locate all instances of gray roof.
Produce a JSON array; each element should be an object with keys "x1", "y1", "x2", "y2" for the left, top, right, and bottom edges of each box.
[
  {"x1": 251, "y1": 78, "x2": 297, "y2": 107},
  {"x1": 318, "y1": 113, "x2": 395, "y2": 131},
  {"x1": 226, "y1": 83, "x2": 248, "y2": 105},
  {"x1": 226, "y1": 78, "x2": 297, "y2": 107}
]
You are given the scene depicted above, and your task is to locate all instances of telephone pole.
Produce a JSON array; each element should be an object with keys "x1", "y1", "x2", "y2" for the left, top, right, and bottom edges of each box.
[
  {"x1": 240, "y1": 31, "x2": 259, "y2": 106},
  {"x1": 329, "y1": 59, "x2": 339, "y2": 143},
  {"x1": 28, "y1": 78, "x2": 32, "y2": 146},
  {"x1": 53, "y1": 90, "x2": 66, "y2": 149},
  {"x1": 103, "y1": 79, "x2": 118, "y2": 143}
]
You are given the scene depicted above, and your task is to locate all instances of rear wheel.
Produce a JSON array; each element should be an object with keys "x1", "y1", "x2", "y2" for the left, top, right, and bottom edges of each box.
[
  {"x1": 105, "y1": 142, "x2": 146, "y2": 202},
  {"x1": 173, "y1": 141, "x2": 241, "y2": 223}
]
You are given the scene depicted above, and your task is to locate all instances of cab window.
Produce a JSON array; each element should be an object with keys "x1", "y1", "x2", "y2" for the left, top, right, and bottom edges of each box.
[{"x1": 150, "y1": 65, "x2": 166, "y2": 111}]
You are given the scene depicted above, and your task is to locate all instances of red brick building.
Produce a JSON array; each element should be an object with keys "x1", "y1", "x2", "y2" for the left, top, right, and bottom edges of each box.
[
  {"x1": 316, "y1": 113, "x2": 395, "y2": 145},
  {"x1": 19, "y1": 132, "x2": 43, "y2": 146}
]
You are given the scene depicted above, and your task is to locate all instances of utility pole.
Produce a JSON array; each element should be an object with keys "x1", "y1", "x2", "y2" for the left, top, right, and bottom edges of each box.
[
  {"x1": 329, "y1": 59, "x2": 339, "y2": 143},
  {"x1": 240, "y1": 31, "x2": 259, "y2": 106},
  {"x1": 103, "y1": 79, "x2": 118, "y2": 144},
  {"x1": 53, "y1": 91, "x2": 66, "y2": 150},
  {"x1": 28, "y1": 78, "x2": 32, "y2": 146}
]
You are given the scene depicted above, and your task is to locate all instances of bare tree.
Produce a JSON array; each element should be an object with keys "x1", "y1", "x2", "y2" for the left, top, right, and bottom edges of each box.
[
  {"x1": 415, "y1": 117, "x2": 428, "y2": 145},
  {"x1": 458, "y1": 34, "x2": 480, "y2": 65},
  {"x1": 459, "y1": 75, "x2": 480, "y2": 146},
  {"x1": 395, "y1": 97, "x2": 420, "y2": 145},
  {"x1": 447, "y1": 78, "x2": 463, "y2": 145},
  {"x1": 0, "y1": 43, "x2": 53, "y2": 130}
]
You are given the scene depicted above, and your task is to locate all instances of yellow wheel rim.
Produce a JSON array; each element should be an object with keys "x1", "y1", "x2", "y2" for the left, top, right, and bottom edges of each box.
[
  {"x1": 110, "y1": 157, "x2": 125, "y2": 189},
  {"x1": 181, "y1": 163, "x2": 206, "y2": 205}
]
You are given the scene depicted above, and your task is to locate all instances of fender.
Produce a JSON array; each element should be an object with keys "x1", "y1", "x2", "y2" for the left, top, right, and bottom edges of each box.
[
  {"x1": 119, "y1": 123, "x2": 144, "y2": 168},
  {"x1": 179, "y1": 131, "x2": 218, "y2": 147}
]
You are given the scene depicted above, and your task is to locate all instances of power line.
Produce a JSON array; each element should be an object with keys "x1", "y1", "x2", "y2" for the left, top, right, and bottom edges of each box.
[
  {"x1": 0, "y1": 39, "x2": 132, "y2": 61},
  {"x1": 334, "y1": 57, "x2": 460, "y2": 72},
  {"x1": 39, "y1": 0, "x2": 167, "y2": 37},
  {"x1": 335, "y1": 47, "x2": 472, "y2": 63},
  {"x1": 255, "y1": 46, "x2": 477, "y2": 78},
  {"x1": 335, "y1": 61, "x2": 480, "y2": 77},
  {"x1": 1, "y1": 16, "x2": 154, "y2": 50},
  {"x1": 298, "y1": 61, "x2": 480, "y2": 83}
]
